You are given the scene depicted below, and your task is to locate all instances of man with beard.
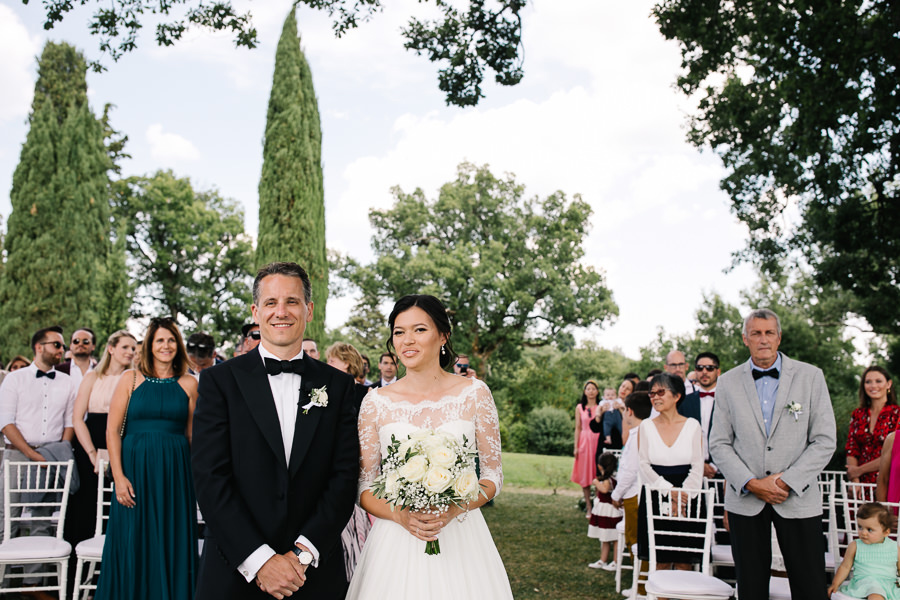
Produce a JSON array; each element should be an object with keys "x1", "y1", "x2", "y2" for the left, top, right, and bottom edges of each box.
[
  {"x1": 678, "y1": 352, "x2": 721, "y2": 478},
  {"x1": 0, "y1": 326, "x2": 77, "y2": 597},
  {"x1": 55, "y1": 327, "x2": 97, "y2": 389}
]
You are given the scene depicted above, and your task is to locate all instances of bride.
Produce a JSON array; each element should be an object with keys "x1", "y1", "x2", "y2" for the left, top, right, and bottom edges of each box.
[{"x1": 346, "y1": 294, "x2": 514, "y2": 599}]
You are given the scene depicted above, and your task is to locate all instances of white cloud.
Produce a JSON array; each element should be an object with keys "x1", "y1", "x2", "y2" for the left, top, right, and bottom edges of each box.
[
  {"x1": 146, "y1": 124, "x2": 200, "y2": 162},
  {"x1": 0, "y1": 6, "x2": 41, "y2": 124}
]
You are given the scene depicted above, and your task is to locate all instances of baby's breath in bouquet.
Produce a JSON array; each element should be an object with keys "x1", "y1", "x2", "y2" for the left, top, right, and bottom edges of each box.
[{"x1": 371, "y1": 428, "x2": 485, "y2": 554}]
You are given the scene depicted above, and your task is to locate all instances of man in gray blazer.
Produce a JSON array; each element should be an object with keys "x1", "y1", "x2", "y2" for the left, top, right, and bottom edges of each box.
[{"x1": 710, "y1": 308, "x2": 835, "y2": 600}]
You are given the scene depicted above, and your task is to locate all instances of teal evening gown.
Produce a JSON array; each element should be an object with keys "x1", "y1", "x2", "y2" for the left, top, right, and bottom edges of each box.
[{"x1": 95, "y1": 376, "x2": 198, "y2": 600}]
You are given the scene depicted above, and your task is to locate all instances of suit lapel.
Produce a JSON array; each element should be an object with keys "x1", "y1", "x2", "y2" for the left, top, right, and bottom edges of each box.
[
  {"x1": 288, "y1": 355, "x2": 326, "y2": 478},
  {"x1": 768, "y1": 355, "x2": 794, "y2": 437},
  {"x1": 739, "y1": 361, "x2": 768, "y2": 437},
  {"x1": 235, "y1": 349, "x2": 287, "y2": 469}
]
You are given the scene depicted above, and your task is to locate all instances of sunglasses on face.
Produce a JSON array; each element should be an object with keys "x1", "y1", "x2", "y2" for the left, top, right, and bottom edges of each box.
[
  {"x1": 247, "y1": 331, "x2": 261, "y2": 340},
  {"x1": 187, "y1": 343, "x2": 211, "y2": 350},
  {"x1": 648, "y1": 389, "x2": 668, "y2": 398},
  {"x1": 695, "y1": 364, "x2": 718, "y2": 372},
  {"x1": 71, "y1": 338, "x2": 92, "y2": 345},
  {"x1": 151, "y1": 316, "x2": 175, "y2": 326},
  {"x1": 456, "y1": 363, "x2": 469, "y2": 369},
  {"x1": 39, "y1": 341, "x2": 64, "y2": 350}
]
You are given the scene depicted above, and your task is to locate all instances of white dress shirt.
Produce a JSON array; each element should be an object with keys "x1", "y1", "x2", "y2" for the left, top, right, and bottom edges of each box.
[
  {"x1": 237, "y1": 344, "x2": 320, "y2": 583},
  {"x1": 0, "y1": 363, "x2": 76, "y2": 445},
  {"x1": 698, "y1": 386, "x2": 716, "y2": 464},
  {"x1": 612, "y1": 425, "x2": 641, "y2": 502}
]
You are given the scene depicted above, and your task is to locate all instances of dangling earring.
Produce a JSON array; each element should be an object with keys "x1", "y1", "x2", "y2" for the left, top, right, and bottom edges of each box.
[{"x1": 441, "y1": 345, "x2": 446, "y2": 356}]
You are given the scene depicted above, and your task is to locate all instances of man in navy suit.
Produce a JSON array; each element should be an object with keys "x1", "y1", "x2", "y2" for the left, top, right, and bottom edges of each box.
[
  {"x1": 677, "y1": 351, "x2": 721, "y2": 479},
  {"x1": 192, "y1": 262, "x2": 358, "y2": 599}
]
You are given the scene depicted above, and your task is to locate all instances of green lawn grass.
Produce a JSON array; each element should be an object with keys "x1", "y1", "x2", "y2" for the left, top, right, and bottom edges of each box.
[
  {"x1": 483, "y1": 489, "x2": 620, "y2": 599},
  {"x1": 502, "y1": 451, "x2": 583, "y2": 495}
]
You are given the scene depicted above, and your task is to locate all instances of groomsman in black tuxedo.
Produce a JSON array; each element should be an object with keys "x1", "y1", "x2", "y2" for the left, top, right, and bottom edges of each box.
[{"x1": 192, "y1": 262, "x2": 359, "y2": 599}]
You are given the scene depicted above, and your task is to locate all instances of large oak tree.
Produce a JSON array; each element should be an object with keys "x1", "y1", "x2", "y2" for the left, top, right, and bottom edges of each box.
[{"x1": 653, "y1": 0, "x2": 900, "y2": 336}]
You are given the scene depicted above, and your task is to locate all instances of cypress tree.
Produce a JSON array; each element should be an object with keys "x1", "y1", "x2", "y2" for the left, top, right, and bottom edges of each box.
[
  {"x1": 256, "y1": 7, "x2": 327, "y2": 341},
  {"x1": 0, "y1": 42, "x2": 112, "y2": 355}
]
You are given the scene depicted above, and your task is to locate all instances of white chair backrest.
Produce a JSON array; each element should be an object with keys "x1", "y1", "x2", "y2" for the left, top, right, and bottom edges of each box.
[
  {"x1": 644, "y1": 485, "x2": 714, "y2": 573},
  {"x1": 94, "y1": 459, "x2": 114, "y2": 537},
  {"x1": 3, "y1": 459, "x2": 74, "y2": 540},
  {"x1": 819, "y1": 470, "x2": 844, "y2": 493},
  {"x1": 704, "y1": 477, "x2": 728, "y2": 541},
  {"x1": 841, "y1": 488, "x2": 900, "y2": 544}
]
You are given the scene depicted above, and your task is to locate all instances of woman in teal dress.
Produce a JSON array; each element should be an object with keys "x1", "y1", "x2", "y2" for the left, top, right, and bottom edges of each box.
[{"x1": 96, "y1": 317, "x2": 199, "y2": 600}]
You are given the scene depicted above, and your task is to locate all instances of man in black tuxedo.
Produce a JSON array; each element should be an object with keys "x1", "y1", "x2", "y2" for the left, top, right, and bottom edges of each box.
[{"x1": 192, "y1": 262, "x2": 359, "y2": 599}]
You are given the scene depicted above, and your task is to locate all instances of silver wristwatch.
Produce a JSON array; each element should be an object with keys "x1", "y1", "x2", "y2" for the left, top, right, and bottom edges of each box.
[{"x1": 291, "y1": 546, "x2": 313, "y2": 566}]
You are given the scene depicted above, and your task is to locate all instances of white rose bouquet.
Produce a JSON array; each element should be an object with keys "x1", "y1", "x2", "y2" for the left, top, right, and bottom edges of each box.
[{"x1": 370, "y1": 428, "x2": 485, "y2": 555}]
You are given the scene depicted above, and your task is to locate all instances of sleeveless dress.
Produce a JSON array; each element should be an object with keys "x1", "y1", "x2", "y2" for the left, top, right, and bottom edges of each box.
[
  {"x1": 94, "y1": 376, "x2": 198, "y2": 600},
  {"x1": 346, "y1": 379, "x2": 513, "y2": 600},
  {"x1": 571, "y1": 403, "x2": 601, "y2": 487},
  {"x1": 65, "y1": 374, "x2": 121, "y2": 553},
  {"x1": 588, "y1": 476, "x2": 622, "y2": 542},
  {"x1": 840, "y1": 537, "x2": 900, "y2": 600},
  {"x1": 636, "y1": 418, "x2": 704, "y2": 563}
]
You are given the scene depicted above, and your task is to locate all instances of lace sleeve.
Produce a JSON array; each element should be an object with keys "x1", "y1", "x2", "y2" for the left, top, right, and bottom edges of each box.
[
  {"x1": 356, "y1": 392, "x2": 381, "y2": 502},
  {"x1": 473, "y1": 381, "x2": 503, "y2": 497}
]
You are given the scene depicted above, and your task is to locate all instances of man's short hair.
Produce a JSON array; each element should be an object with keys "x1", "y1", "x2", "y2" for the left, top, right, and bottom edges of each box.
[
  {"x1": 73, "y1": 327, "x2": 96, "y2": 345},
  {"x1": 646, "y1": 368, "x2": 663, "y2": 379},
  {"x1": 625, "y1": 392, "x2": 652, "y2": 421},
  {"x1": 240, "y1": 323, "x2": 258, "y2": 338},
  {"x1": 379, "y1": 352, "x2": 396, "y2": 364},
  {"x1": 742, "y1": 308, "x2": 782, "y2": 337},
  {"x1": 186, "y1": 332, "x2": 215, "y2": 359},
  {"x1": 252, "y1": 262, "x2": 312, "y2": 305},
  {"x1": 623, "y1": 372, "x2": 640, "y2": 382},
  {"x1": 695, "y1": 351, "x2": 720, "y2": 367},
  {"x1": 31, "y1": 325, "x2": 64, "y2": 351}
]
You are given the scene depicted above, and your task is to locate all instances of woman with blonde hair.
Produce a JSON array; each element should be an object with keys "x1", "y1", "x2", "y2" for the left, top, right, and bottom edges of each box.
[{"x1": 66, "y1": 330, "x2": 138, "y2": 557}]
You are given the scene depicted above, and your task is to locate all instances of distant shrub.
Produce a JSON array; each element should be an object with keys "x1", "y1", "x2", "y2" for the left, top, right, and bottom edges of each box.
[
  {"x1": 507, "y1": 422, "x2": 530, "y2": 453},
  {"x1": 526, "y1": 406, "x2": 572, "y2": 456}
]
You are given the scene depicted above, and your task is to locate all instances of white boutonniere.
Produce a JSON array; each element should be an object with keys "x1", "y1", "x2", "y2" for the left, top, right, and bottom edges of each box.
[
  {"x1": 786, "y1": 401, "x2": 802, "y2": 421},
  {"x1": 301, "y1": 386, "x2": 328, "y2": 414}
]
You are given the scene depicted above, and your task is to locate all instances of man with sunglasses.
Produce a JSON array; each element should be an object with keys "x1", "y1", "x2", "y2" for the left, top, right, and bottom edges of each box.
[
  {"x1": 453, "y1": 354, "x2": 477, "y2": 379},
  {"x1": 187, "y1": 332, "x2": 217, "y2": 375},
  {"x1": 233, "y1": 324, "x2": 261, "y2": 358},
  {"x1": 0, "y1": 326, "x2": 77, "y2": 557},
  {"x1": 678, "y1": 352, "x2": 721, "y2": 479},
  {"x1": 55, "y1": 328, "x2": 97, "y2": 389}
]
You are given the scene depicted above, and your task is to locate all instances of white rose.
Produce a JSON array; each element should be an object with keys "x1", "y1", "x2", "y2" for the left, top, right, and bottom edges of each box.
[
  {"x1": 409, "y1": 429, "x2": 432, "y2": 441},
  {"x1": 397, "y1": 439, "x2": 414, "y2": 457},
  {"x1": 453, "y1": 469, "x2": 479, "y2": 500},
  {"x1": 421, "y1": 466, "x2": 454, "y2": 494},
  {"x1": 398, "y1": 455, "x2": 428, "y2": 482},
  {"x1": 420, "y1": 433, "x2": 446, "y2": 451},
  {"x1": 384, "y1": 471, "x2": 401, "y2": 497},
  {"x1": 426, "y1": 445, "x2": 456, "y2": 468}
]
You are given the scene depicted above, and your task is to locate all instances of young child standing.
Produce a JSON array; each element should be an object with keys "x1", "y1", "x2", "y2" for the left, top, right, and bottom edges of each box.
[
  {"x1": 828, "y1": 502, "x2": 900, "y2": 600},
  {"x1": 588, "y1": 452, "x2": 622, "y2": 571}
]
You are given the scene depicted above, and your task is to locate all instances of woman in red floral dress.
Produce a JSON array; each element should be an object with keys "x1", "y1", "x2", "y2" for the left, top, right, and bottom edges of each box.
[{"x1": 846, "y1": 366, "x2": 898, "y2": 484}]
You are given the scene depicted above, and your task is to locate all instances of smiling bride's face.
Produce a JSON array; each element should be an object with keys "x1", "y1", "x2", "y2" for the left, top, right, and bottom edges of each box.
[{"x1": 391, "y1": 306, "x2": 448, "y2": 370}]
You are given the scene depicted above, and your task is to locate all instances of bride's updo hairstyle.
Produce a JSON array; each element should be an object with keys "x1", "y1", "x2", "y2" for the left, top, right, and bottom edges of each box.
[{"x1": 386, "y1": 294, "x2": 458, "y2": 370}]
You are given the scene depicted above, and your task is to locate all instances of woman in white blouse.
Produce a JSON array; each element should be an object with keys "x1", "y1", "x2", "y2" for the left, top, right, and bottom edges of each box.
[{"x1": 637, "y1": 372, "x2": 704, "y2": 570}]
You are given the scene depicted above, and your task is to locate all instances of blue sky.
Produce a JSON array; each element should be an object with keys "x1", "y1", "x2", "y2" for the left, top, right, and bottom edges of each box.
[{"x1": 0, "y1": 0, "x2": 758, "y2": 358}]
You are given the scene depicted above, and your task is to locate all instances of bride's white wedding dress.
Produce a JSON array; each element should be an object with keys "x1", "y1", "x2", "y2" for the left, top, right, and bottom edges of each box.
[{"x1": 346, "y1": 378, "x2": 514, "y2": 599}]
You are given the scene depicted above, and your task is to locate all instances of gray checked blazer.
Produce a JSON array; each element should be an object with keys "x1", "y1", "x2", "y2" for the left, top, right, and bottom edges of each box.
[{"x1": 709, "y1": 354, "x2": 836, "y2": 519}]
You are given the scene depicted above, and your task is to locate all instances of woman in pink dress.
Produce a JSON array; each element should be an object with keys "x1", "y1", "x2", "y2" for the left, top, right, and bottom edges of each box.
[{"x1": 571, "y1": 380, "x2": 601, "y2": 510}]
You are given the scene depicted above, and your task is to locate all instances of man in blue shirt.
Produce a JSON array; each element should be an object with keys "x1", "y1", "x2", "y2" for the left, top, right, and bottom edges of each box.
[{"x1": 710, "y1": 308, "x2": 835, "y2": 600}]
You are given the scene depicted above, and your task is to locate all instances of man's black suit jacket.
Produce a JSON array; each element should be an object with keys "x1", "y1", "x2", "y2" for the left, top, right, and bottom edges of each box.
[{"x1": 192, "y1": 349, "x2": 359, "y2": 600}]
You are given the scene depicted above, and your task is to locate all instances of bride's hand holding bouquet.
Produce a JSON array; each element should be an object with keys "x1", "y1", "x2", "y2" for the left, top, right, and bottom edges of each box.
[{"x1": 371, "y1": 428, "x2": 486, "y2": 554}]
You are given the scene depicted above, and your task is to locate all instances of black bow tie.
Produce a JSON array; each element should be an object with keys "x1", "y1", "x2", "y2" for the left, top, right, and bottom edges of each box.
[
  {"x1": 699, "y1": 391, "x2": 715, "y2": 398},
  {"x1": 752, "y1": 368, "x2": 779, "y2": 381},
  {"x1": 264, "y1": 358, "x2": 304, "y2": 376},
  {"x1": 36, "y1": 370, "x2": 56, "y2": 380}
]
